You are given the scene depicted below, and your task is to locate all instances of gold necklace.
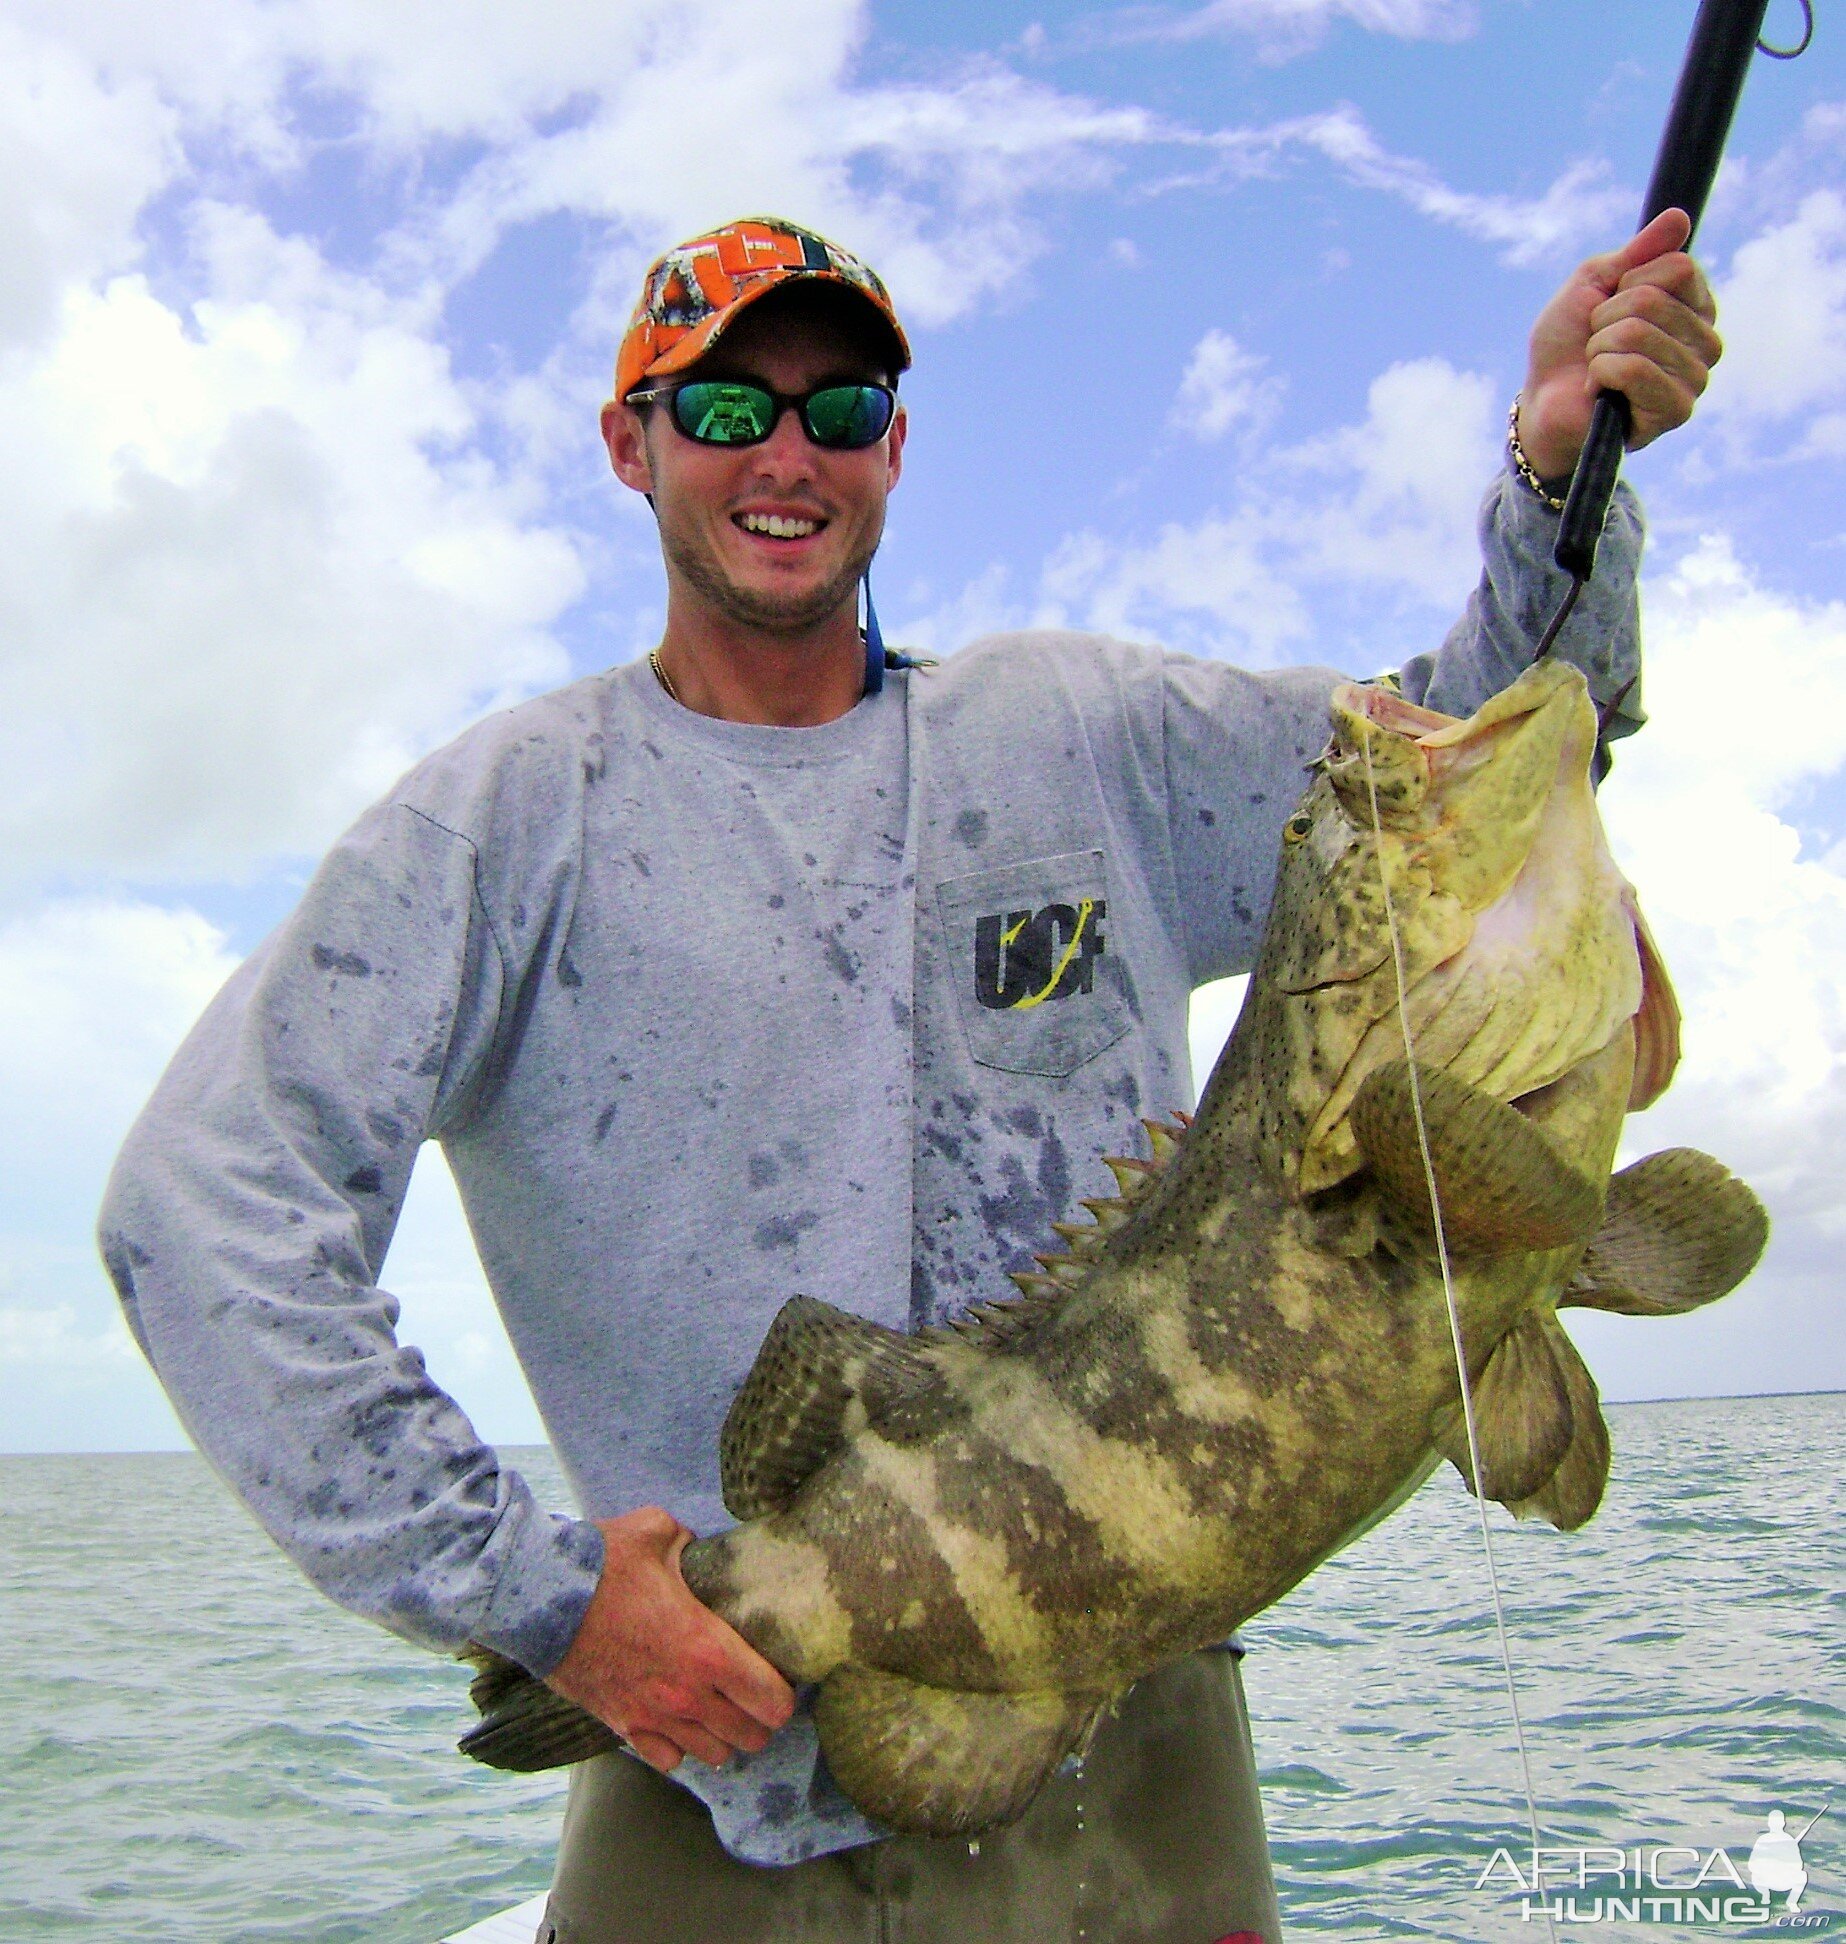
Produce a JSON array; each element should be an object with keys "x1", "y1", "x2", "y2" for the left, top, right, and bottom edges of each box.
[{"x1": 649, "y1": 648, "x2": 681, "y2": 705}]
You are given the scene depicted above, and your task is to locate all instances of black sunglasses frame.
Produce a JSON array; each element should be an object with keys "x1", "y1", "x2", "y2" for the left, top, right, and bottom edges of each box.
[{"x1": 625, "y1": 379, "x2": 898, "y2": 452}]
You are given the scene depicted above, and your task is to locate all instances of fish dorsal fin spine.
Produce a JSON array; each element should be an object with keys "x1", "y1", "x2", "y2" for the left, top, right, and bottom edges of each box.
[
  {"x1": 934, "y1": 1285, "x2": 1066, "y2": 1349},
  {"x1": 931, "y1": 1113, "x2": 1190, "y2": 1351},
  {"x1": 719, "y1": 1295, "x2": 944, "y2": 1520}
]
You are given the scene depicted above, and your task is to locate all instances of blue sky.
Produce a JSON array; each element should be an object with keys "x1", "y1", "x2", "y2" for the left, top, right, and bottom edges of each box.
[{"x1": 1, "y1": 0, "x2": 1842, "y2": 1451}]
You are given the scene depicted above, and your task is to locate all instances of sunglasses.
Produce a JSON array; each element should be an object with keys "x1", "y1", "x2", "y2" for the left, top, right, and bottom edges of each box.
[{"x1": 626, "y1": 379, "x2": 897, "y2": 451}]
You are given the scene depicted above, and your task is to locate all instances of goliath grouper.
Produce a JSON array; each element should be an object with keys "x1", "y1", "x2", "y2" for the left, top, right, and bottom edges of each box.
[{"x1": 459, "y1": 657, "x2": 1767, "y2": 1836}]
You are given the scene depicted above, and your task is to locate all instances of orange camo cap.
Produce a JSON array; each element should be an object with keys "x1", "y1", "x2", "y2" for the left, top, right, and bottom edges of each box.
[{"x1": 613, "y1": 216, "x2": 911, "y2": 403}]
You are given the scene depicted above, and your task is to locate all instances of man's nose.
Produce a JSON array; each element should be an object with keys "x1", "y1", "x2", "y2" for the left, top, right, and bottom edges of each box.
[{"x1": 753, "y1": 402, "x2": 820, "y2": 473}]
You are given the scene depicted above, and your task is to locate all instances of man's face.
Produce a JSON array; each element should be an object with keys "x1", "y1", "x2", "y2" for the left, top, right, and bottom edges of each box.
[{"x1": 603, "y1": 296, "x2": 906, "y2": 636}]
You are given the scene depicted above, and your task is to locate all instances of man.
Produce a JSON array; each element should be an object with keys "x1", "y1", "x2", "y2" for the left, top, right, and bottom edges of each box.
[{"x1": 100, "y1": 213, "x2": 1719, "y2": 1942}]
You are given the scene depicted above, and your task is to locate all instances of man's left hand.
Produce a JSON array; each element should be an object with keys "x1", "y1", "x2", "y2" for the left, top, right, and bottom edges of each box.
[{"x1": 1517, "y1": 207, "x2": 1722, "y2": 480}]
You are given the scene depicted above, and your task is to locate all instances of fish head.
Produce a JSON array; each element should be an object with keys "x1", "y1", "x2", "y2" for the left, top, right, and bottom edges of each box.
[{"x1": 1243, "y1": 659, "x2": 1678, "y2": 1195}]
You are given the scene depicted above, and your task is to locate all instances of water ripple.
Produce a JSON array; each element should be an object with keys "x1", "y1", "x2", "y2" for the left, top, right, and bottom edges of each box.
[{"x1": 2, "y1": 1398, "x2": 1842, "y2": 1939}]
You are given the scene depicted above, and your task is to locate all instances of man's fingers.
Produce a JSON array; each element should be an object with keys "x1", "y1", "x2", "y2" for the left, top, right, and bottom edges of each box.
[
  {"x1": 665, "y1": 1544, "x2": 798, "y2": 1730},
  {"x1": 1590, "y1": 283, "x2": 1723, "y2": 366},
  {"x1": 1587, "y1": 315, "x2": 1717, "y2": 397},
  {"x1": 645, "y1": 1714, "x2": 735, "y2": 1769},
  {"x1": 626, "y1": 1728, "x2": 687, "y2": 1772},
  {"x1": 1586, "y1": 208, "x2": 1693, "y2": 290},
  {"x1": 1615, "y1": 251, "x2": 1718, "y2": 324},
  {"x1": 699, "y1": 1690, "x2": 779, "y2": 1755},
  {"x1": 1582, "y1": 352, "x2": 1701, "y2": 443},
  {"x1": 716, "y1": 1639, "x2": 797, "y2": 1727}
]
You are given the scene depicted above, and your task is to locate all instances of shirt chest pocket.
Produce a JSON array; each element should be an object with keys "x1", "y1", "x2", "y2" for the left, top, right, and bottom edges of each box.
[{"x1": 936, "y1": 850, "x2": 1132, "y2": 1078}]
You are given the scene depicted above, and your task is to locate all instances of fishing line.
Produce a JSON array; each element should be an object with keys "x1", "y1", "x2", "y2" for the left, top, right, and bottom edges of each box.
[{"x1": 1356, "y1": 717, "x2": 1556, "y2": 1944}]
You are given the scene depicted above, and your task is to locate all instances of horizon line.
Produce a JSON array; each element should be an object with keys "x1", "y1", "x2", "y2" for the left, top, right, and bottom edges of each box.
[{"x1": 4, "y1": 1386, "x2": 1842, "y2": 1458}]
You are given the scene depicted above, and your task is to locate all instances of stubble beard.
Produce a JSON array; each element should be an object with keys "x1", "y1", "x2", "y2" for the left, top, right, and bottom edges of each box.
[{"x1": 660, "y1": 512, "x2": 879, "y2": 636}]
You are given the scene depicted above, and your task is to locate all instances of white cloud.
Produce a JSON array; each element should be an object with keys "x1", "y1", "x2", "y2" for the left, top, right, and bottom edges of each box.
[
  {"x1": 0, "y1": 898, "x2": 238, "y2": 1170},
  {"x1": 0, "y1": 894, "x2": 542, "y2": 1448},
  {"x1": 1705, "y1": 189, "x2": 1846, "y2": 444},
  {"x1": 384, "y1": 1150, "x2": 547, "y2": 1444},
  {"x1": 1574, "y1": 540, "x2": 1846, "y2": 1395},
  {"x1": 426, "y1": 52, "x2": 1158, "y2": 330},
  {"x1": 1172, "y1": 329, "x2": 1283, "y2": 440},
  {"x1": 0, "y1": 217, "x2": 582, "y2": 880},
  {"x1": 1041, "y1": 512, "x2": 1315, "y2": 658},
  {"x1": 1189, "y1": 974, "x2": 1250, "y2": 1092},
  {"x1": 13, "y1": 1, "x2": 1161, "y2": 327},
  {"x1": 1281, "y1": 355, "x2": 1497, "y2": 598},
  {"x1": 1603, "y1": 537, "x2": 1846, "y2": 1159},
  {"x1": 1221, "y1": 108, "x2": 1627, "y2": 267},
  {"x1": 1030, "y1": 352, "x2": 1496, "y2": 655},
  {"x1": 1120, "y1": 0, "x2": 1474, "y2": 60},
  {"x1": 0, "y1": 20, "x2": 177, "y2": 353},
  {"x1": 0, "y1": 897, "x2": 237, "y2": 1444}
]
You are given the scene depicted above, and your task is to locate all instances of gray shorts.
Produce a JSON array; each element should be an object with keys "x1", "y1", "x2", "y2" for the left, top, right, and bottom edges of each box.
[{"x1": 537, "y1": 1649, "x2": 1283, "y2": 1943}]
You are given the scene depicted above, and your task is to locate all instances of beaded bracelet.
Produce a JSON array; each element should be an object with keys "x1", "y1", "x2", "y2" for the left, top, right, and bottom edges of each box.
[{"x1": 1506, "y1": 397, "x2": 1569, "y2": 513}]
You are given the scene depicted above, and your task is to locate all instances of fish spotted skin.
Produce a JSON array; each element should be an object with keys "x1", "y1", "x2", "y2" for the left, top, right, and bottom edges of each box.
[{"x1": 461, "y1": 660, "x2": 1768, "y2": 1836}]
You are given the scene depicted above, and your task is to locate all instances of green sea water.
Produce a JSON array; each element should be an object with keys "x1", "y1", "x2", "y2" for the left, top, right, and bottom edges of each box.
[{"x1": 2, "y1": 1394, "x2": 1841, "y2": 1941}]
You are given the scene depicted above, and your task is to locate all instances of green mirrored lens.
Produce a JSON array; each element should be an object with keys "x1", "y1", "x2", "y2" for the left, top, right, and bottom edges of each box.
[
  {"x1": 673, "y1": 382, "x2": 775, "y2": 444},
  {"x1": 803, "y1": 385, "x2": 894, "y2": 448}
]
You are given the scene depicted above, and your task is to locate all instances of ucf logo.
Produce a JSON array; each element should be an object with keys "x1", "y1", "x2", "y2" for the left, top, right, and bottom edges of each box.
[{"x1": 974, "y1": 898, "x2": 1107, "y2": 1011}]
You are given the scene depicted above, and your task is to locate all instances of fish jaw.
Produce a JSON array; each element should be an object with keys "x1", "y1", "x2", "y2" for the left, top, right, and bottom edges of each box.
[
  {"x1": 1302, "y1": 673, "x2": 1642, "y2": 1184},
  {"x1": 1234, "y1": 660, "x2": 1659, "y2": 1196}
]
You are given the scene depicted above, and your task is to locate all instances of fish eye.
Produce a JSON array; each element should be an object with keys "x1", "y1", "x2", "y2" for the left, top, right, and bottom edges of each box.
[{"x1": 1282, "y1": 810, "x2": 1315, "y2": 844}]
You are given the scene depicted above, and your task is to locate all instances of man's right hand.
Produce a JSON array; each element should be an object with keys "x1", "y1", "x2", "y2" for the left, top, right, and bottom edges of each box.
[{"x1": 544, "y1": 1506, "x2": 796, "y2": 1773}]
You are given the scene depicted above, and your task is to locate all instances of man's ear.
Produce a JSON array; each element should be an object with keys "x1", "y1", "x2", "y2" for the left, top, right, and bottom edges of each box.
[
  {"x1": 885, "y1": 399, "x2": 907, "y2": 493},
  {"x1": 602, "y1": 399, "x2": 655, "y2": 496}
]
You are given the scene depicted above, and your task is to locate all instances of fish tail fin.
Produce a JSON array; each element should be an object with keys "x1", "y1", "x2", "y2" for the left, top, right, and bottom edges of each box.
[
  {"x1": 1562, "y1": 1147, "x2": 1768, "y2": 1316},
  {"x1": 815, "y1": 1664, "x2": 1108, "y2": 1837},
  {"x1": 456, "y1": 1645, "x2": 618, "y2": 1772}
]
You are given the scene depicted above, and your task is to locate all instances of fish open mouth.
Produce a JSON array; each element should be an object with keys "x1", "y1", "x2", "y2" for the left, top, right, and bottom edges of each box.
[
  {"x1": 1289, "y1": 660, "x2": 1679, "y2": 1190},
  {"x1": 1333, "y1": 666, "x2": 1573, "y2": 786}
]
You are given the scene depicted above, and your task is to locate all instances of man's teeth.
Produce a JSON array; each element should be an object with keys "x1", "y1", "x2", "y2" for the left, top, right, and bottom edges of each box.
[{"x1": 739, "y1": 512, "x2": 820, "y2": 539}]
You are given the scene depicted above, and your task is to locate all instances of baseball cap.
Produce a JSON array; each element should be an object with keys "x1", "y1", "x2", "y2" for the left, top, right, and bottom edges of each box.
[{"x1": 614, "y1": 216, "x2": 911, "y2": 404}]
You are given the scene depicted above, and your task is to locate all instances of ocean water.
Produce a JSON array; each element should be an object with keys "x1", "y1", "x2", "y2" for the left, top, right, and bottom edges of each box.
[{"x1": 2, "y1": 1394, "x2": 1840, "y2": 1942}]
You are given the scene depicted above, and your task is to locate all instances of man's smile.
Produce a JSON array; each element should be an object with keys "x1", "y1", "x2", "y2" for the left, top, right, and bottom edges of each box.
[{"x1": 734, "y1": 509, "x2": 828, "y2": 542}]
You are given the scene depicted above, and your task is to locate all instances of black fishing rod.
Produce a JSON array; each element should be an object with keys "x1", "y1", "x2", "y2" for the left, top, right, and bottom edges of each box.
[{"x1": 1536, "y1": 0, "x2": 1814, "y2": 658}]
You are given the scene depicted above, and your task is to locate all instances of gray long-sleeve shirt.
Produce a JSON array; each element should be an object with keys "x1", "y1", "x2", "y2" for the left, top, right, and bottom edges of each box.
[{"x1": 99, "y1": 470, "x2": 1643, "y2": 1863}]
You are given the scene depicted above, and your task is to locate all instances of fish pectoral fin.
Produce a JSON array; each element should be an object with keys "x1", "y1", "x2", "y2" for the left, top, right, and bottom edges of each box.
[
  {"x1": 1350, "y1": 1058, "x2": 1603, "y2": 1254},
  {"x1": 1435, "y1": 1312, "x2": 1576, "y2": 1506},
  {"x1": 1506, "y1": 1320, "x2": 1612, "y2": 1532},
  {"x1": 720, "y1": 1295, "x2": 945, "y2": 1520},
  {"x1": 815, "y1": 1664, "x2": 1109, "y2": 1838},
  {"x1": 456, "y1": 1645, "x2": 617, "y2": 1772},
  {"x1": 1562, "y1": 1147, "x2": 1768, "y2": 1316}
]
